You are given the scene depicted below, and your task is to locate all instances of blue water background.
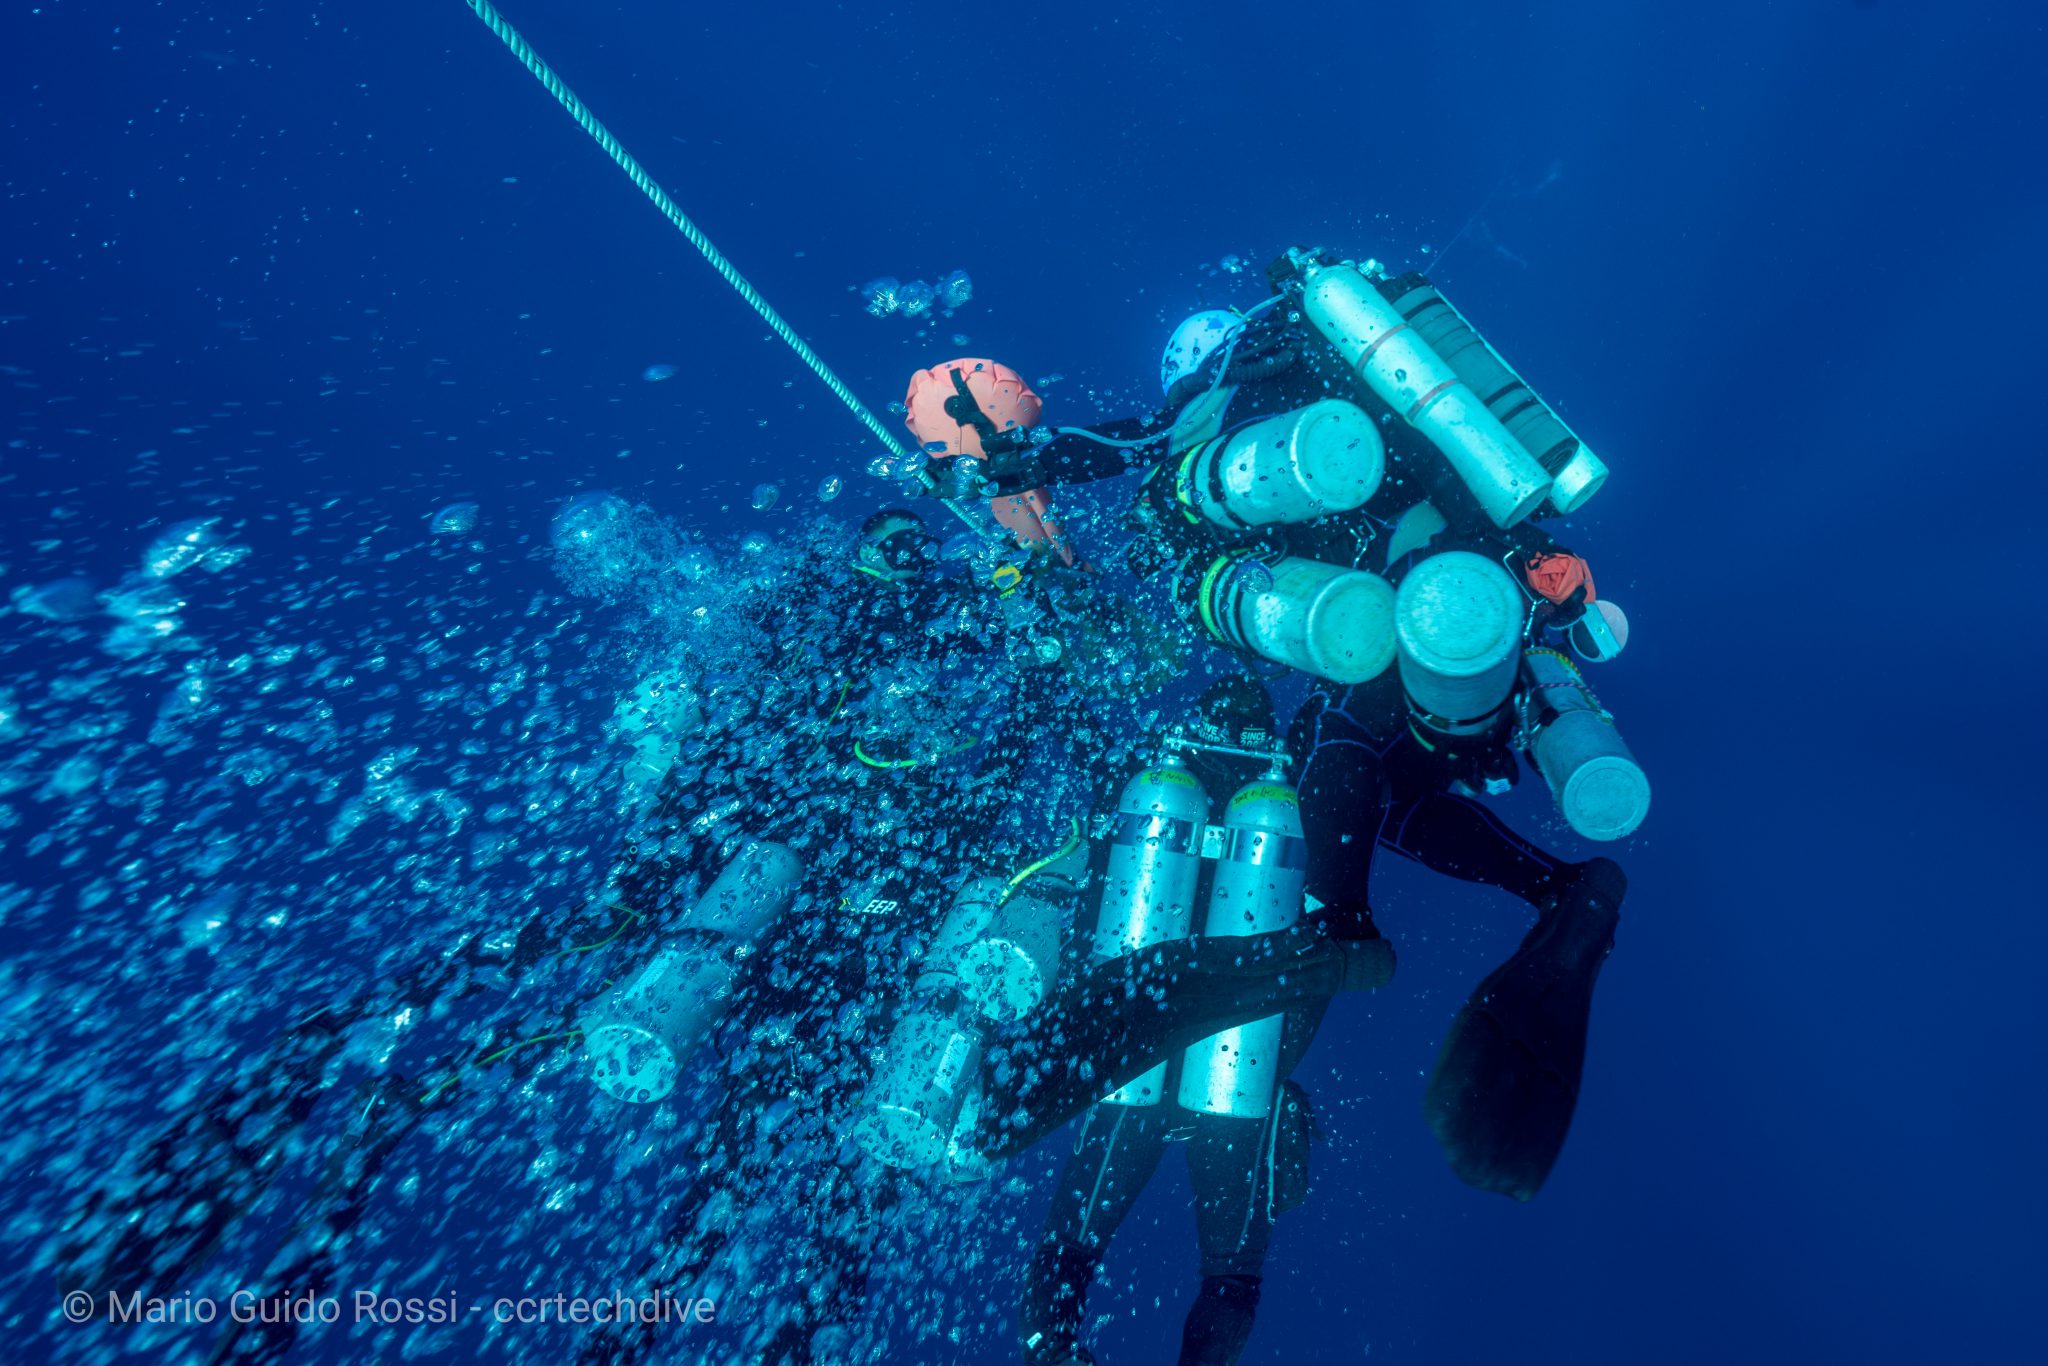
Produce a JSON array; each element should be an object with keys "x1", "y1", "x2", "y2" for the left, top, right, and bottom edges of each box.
[{"x1": 4, "y1": 1, "x2": 2044, "y2": 1362}]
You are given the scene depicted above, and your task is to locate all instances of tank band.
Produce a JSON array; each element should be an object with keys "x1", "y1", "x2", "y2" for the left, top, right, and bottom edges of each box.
[
  {"x1": 1355, "y1": 320, "x2": 1415, "y2": 370},
  {"x1": 1110, "y1": 812, "x2": 1201, "y2": 854},
  {"x1": 1222, "y1": 829, "x2": 1309, "y2": 871},
  {"x1": 1405, "y1": 378, "x2": 1461, "y2": 423}
]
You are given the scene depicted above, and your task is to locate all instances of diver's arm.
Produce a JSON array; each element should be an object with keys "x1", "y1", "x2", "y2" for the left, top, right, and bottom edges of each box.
[
  {"x1": 1026, "y1": 413, "x2": 1176, "y2": 486},
  {"x1": 932, "y1": 412, "x2": 1174, "y2": 499}
]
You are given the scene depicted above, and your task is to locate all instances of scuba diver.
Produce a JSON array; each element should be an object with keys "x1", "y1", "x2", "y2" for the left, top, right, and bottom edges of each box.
[
  {"x1": 882, "y1": 248, "x2": 1652, "y2": 1360},
  {"x1": 907, "y1": 245, "x2": 1648, "y2": 1185},
  {"x1": 1013, "y1": 676, "x2": 1332, "y2": 1366},
  {"x1": 52, "y1": 506, "x2": 1043, "y2": 1365}
]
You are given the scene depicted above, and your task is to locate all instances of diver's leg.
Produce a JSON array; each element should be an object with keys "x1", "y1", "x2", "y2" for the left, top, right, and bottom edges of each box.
[
  {"x1": 732, "y1": 1148, "x2": 890, "y2": 1366},
  {"x1": 48, "y1": 947, "x2": 489, "y2": 1300},
  {"x1": 1175, "y1": 998, "x2": 1326, "y2": 1366},
  {"x1": 1373, "y1": 736, "x2": 1631, "y2": 1199},
  {"x1": 1178, "y1": 1112, "x2": 1275, "y2": 1366},
  {"x1": 58, "y1": 802, "x2": 710, "y2": 1299},
  {"x1": 1378, "y1": 790, "x2": 1579, "y2": 907},
  {"x1": 1287, "y1": 686, "x2": 1394, "y2": 936},
  {"x1": 975, "y1": 929, "x2": 1391, "y2": 1160},
  {"x1": 1020, "y1": 1104, "x2": 1173, "y2": 1364},
  {"x1": 575, "y1": 1011, "x2": 816, "y2": 1365}
]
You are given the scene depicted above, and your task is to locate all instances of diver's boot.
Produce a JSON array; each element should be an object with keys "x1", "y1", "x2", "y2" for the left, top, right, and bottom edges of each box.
[
  {"x1": 1178, "y1": 1274, "x2": 1262, "y2": 1366},
  {"x1": 1423, "y1": 857, "x2": 1625, "y2": 1201},
  {"x1": 1020, "y1": 1238, "x2": 1101, "y2": 1366}
]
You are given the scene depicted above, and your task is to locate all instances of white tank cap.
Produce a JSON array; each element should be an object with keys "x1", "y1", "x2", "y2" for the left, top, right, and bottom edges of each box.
[
  {"x1": 1546, "y1": 443, "x2": 1610, "y2": 514},
  {"x1": 1395, "y1": 551, "x2": 1523, "y2": 679},
  {"x1": 1559, "y1": 752, "x2": 1652, "y2": 842},
  {"x1": 585, "y1": 1022, "x2": 680, "y2": 1104}
]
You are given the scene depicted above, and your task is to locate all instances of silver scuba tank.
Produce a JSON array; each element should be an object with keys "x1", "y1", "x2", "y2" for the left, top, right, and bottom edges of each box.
[
  {"x1": 1518, "y1": 648, "x2": 1652, "y2": 841},
  {"x1": 1377, "y1": 273, "x2": 1609, "y2": 515},
  {"x1": 1177, "y1": 770, "x2": 1308, "y2": 1118},
  {"x1": 1093, "y1": 753, "x2": 1211, "y2": 1105},
  {"x1": 851, "y1": 1003, "x2": 988, "y2": 1170},
  {"x1": 615, "y1": 671, "x2": 706, "y2": 801},
  {"x1": 918, "y1": 874, "x2": 1009, "y2": 989},
  {"x1": 1300, "y1": 262, "x2": 1553, "y2": 529},
  {"x1": 580, "y1": 839, "x2": 802, "y2": 1103}
]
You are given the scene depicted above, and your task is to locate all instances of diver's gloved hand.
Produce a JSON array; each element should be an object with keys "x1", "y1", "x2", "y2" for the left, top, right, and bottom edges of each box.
[
  {"x1": 929, "y1": 449, "x2": 1044, "y2": 500},
  {"x1": 1301, "y1": 901, "x2": 1397, "y2": 991},
  {"x1": 1448, "y1": 738, "x2": 1520, "y2": 799},
  {"x1": 1531, "y1": 584, "x2": 1590, "y2": 634},
  {"x1": 930, "y1": 455, "x2": 997, "y2": 501}
]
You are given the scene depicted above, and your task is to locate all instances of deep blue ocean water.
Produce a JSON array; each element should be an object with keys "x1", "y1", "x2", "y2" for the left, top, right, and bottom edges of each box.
[{"x1": 4, "y1": 1, "x2": 2044, "y2": 1363}]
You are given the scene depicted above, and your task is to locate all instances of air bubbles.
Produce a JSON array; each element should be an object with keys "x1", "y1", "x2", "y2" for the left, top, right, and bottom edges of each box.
[
  {"x1": 429, "y1": 502, "x2": 479, "y2": 535},
  {"x1": 936, "y1": 269, "x2": 973, "y2": 309},
  {"x1": 860, "y1": 277, "x2": 901, "y2": 317},
  {"x1": 11, "y1": 577, "x2": 98, "y2": 621},
  {"x1": 860, "y1": 268, "x2": 972, "y2": 319},
  {"x1": 142, "y1": 517, "x2": 231, "y2": 579}
]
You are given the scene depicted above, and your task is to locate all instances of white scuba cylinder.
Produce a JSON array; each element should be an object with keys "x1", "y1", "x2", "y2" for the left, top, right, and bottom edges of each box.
[
  {"x1": 1177, "y1": 775, "x2": 1308, "y2": 1118},
  {"x1": 1395, "y1": 551, "x2": 1526, "y2": 732},
  {"x1": 957, "y1": 892, "x2": 1063, "y2": 1022},
  {"x1": 1301, "y1": 263, "x2": 1553, "y2": 528},
  {"x1": 1378, "y1": 274, "x2": 1610, "y2": 514},
  {"x1": 615, "y1": 673, "x2": 706, "y2": 797},
  {"x1": 958, "y1": 835, "x2": 1089, "y2": 1022},
  {"x1": 1171, "y1": 400, "x2": 1384, "y2": 532},
  {"x1": 852, "y1": 1004, "x2": 987, "y2": 1169},
  {"x1": 581, "y1": 839, "x2": 801, "y2": 1103},
  {"x1": 851, "y1": 873, "x2": 1008, "y2": 1168},
  {"x1": 917, "y1": 874, "x2": 1009, "y2": 990},
  {"x1": 854, "y1": 839, "x2": 1091, "y2": 1170},
  {"x1": 1093, "y1": 755, "x2": 1210, "y2": 1105},
  {"x1": 1184, "y1": 550, "x2": 1397, "y2": 686},
  {"x1": 1519, "y1": 648, "x2": 1652, "y2": 841}
]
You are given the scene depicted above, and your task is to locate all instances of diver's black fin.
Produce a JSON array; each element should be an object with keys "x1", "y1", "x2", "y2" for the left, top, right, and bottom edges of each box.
[{"x1": 1423, "y1": 857, "x2": 1625, "y2": 1202}]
